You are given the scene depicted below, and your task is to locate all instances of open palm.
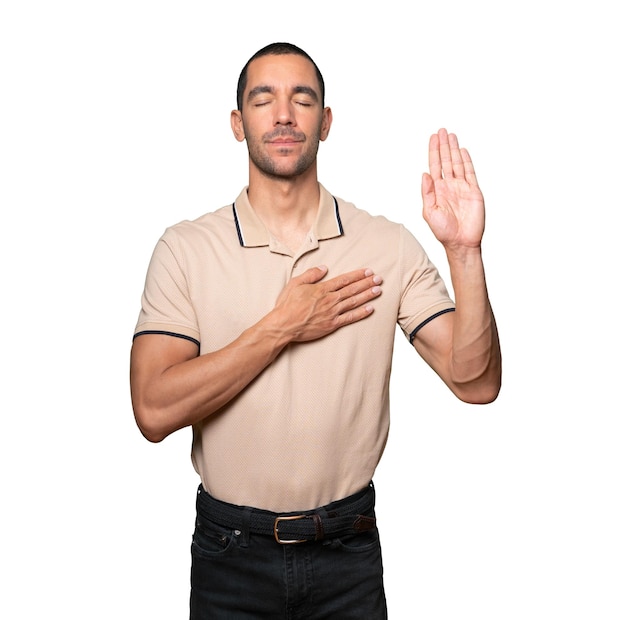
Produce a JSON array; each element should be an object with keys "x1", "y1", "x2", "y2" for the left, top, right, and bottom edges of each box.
[{"x1": 421, "y1": 128, "x2": 485, "y2": 250}]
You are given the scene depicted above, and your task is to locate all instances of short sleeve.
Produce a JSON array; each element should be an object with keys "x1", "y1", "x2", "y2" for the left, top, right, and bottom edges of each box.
[
  {"x1": 396, "y1": 226, "x2": 455, "y2": 342},
  {"x1": 133, "y1": 228, "x2": 200, "y2": 343}
]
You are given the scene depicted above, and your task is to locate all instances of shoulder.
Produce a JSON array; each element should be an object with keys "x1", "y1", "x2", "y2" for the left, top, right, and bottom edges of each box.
[
  {"x1": 160, "y1": 204, "x2": 236, "y2": 247},
  {"x1": 333, "y1": 195, "x2": 416, "y2": 242}
]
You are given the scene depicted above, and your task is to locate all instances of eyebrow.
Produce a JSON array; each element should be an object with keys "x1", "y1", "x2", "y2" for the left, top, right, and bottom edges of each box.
[{"x1": 247, "y1": 85, "x2": 319, "y2": 103}]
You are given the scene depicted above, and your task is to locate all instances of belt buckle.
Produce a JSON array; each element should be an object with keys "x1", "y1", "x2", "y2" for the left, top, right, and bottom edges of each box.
[{"x1": 274, "y1": 515, "x2": 307, "y2": 544}]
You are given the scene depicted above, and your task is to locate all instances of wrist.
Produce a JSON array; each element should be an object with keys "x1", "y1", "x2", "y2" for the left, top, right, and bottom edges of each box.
[
  {"x1": 256, "y1": 308, "x2": 297, "y2": 349},
  {"x1": 444, "y1": 244, "x2": 482, "y2": 264}
]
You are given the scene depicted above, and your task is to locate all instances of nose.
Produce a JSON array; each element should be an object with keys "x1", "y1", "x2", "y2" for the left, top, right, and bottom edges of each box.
[{"x1": 274, "y1": 98, "x2": 295, "y2": 126}]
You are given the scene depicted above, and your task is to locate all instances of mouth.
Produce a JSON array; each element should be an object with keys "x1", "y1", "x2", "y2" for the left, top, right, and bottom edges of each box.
[
  {"x1": 265, "y1": 130, "x2": 306, "y2": 145},
  {"x1": 268, "y1": 138, "x2": 304, "y2": 145}
]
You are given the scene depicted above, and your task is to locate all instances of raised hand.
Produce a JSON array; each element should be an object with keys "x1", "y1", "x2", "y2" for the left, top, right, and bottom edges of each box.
[{"x1": 421, "y1": 128, "x2": 485, "y2": 250}]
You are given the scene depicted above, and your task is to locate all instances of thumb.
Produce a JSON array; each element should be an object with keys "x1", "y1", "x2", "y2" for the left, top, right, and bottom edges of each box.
[
  {"x1": 296, "y1": 265, "x2": 328, "y2": 284},
  {"x1": 421, "y1": 173, "x2": 434, "y2": 202},
  {"x1": 421, "y1": 172, "x2": 436, "y2": 214}
]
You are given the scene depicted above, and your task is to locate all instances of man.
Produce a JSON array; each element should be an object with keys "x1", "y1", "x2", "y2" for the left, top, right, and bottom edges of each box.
[{"x1": 131, "y1": 42, "x2": 501, "y2": 619}]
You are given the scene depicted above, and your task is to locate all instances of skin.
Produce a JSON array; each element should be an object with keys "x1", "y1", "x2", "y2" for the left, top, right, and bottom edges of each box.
[
  {"x1": 130, "y1": 54, "x2": 501, "y2": 443},
  {"x1": 414, "y1": 129, "x2": 501, "y2": 402},
  {"x1": 230, "y1": 54, "x2": 333, "y2": 251}
]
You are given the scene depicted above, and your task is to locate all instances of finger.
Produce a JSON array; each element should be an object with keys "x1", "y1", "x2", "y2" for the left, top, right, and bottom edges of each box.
[
  {"x1": 438, "y1": 128, "x2": 454, "y2": 179},
  {"x1": 294, "y1": 265, "x2": 328, "y2": 285},
  {"x1": 322, "y1": 268, "x2": 376, "y2": 293},
  {"x1": 428, "y1": 132, "x2": 442, "y2": 180},
  {"x1": 333, "y1": 303, "x2": 376, "y2": 329},
  {"x1": 461, "y1": 148, "x2": 479, "y2": 187},
  {"x1": 335, "y1": 287, "x2": 382, "y2": 323},
  {"x1": 448, "y1": 132, "x2": 465, "y2": 179},
  {"x1": 421, "y1": 172, "x2": 435, "y2": 208},
  {"x1": 334, "y1": 274, "x2": 382, "y2": 305}
]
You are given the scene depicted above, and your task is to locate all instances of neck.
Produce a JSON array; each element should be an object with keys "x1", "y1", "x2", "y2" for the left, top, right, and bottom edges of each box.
[{"x1": 247, "y1": 164, "x2": 321, "y2": 251}]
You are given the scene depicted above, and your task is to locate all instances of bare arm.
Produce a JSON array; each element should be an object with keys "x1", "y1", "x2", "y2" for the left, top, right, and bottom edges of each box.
[
  {"x1": 414, "y1": 129, "x2": 501, "y2": 403},
  {"x1": 130, "y1": 265, "x2": 383, "y2": 441}
]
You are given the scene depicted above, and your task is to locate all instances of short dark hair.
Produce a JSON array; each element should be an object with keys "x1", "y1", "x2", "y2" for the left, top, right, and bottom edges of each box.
[{"x1": 236, "y1": 42, "x2": 325, "y2": 111}]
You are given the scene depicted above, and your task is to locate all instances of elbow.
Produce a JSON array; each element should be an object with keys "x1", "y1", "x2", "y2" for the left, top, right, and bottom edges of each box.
[
  {"x1": 449, "y1": 364, "x2": 502, "y2": 405},
  {"x1": 139, "y1": 425, "x2": 169, "y2": 444},
  {"x1": 133, "y1": 404, "x2": 172, "y2": 443},
  {"x1": 456, "y1": 380, "x2": 501, "y2": 405},
  {"x1": 445, "y1": 321, "x2": 502, "y2": 405}
]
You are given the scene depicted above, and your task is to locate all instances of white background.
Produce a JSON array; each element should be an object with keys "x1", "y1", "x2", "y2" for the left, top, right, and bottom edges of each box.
[{"x1": 1, "y1": 1, "x2": 624, "y2": 618}]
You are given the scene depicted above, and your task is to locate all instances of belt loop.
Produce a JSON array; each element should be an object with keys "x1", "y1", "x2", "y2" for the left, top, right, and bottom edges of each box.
[
  {"x1": 313, "y1": 505, "x2": 328, "y2": 541},
  {"x1": 311, "y1": 513, "x2": 324, "y2": 540},
  {"x1": 316, "y1": 505, "x2": 329, "y2": 519},
  {"x1": 239, "y1": 506, "x2": 252, "y2": 548}
]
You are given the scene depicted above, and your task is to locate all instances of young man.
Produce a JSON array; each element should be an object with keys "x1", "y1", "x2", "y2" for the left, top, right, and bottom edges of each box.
[{"x1": 131, "y1": 42, "x2": 501, "y2": 618}]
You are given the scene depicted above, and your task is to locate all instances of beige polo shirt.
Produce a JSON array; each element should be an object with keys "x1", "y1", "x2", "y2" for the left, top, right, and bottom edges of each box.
[{"x1": 134, "y1": 184, "x2": 455, "y2": 512}]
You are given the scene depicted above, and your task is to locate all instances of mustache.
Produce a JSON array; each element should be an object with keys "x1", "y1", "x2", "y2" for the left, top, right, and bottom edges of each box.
[{"x1": 263, "y1": 128, "x2": 306, "y2": 141}]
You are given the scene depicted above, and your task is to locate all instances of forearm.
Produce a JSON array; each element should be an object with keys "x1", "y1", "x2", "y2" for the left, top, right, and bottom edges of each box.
[
  {"x1": 132, "y1": 315, "x2": 291, "y2": 442},
  {"x1": 446, "y1": 246, "x2": 501, "y2": 402},
  {"x1": 132, "y1": 266, "x2": 382, "y2": 441}
]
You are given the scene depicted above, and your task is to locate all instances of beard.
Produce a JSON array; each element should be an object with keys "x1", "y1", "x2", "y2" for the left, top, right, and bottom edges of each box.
[{"x1": 244, "y1": 124, "x2": 322, "y2": 180}]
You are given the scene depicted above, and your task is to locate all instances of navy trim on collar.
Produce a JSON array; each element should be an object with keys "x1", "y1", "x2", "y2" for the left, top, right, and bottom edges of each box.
[
  {"x1": 232, "y1": 203, "x2": 245, "y2": 247},
  {"x1": 232, "y1": 192, "x2": 344, "y2": 248},
  {"x1": 333, "y1": 197, "x2": 344, "y2": 235}
]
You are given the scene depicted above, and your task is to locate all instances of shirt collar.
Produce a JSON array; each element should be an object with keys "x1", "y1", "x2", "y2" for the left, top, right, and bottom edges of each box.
[{"x1": 232, "y1": 183, "x2": 344, "y2": 248}]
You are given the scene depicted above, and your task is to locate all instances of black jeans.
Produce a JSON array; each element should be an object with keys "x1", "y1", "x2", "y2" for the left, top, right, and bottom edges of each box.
[{"x1": 190, "y1": 483, "x2": 387, "y2": 619}]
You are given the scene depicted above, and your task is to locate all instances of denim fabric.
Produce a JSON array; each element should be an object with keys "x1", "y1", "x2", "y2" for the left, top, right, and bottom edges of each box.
[{"x1": 190, "y1": 487, "x2": 387, "y2": 619}]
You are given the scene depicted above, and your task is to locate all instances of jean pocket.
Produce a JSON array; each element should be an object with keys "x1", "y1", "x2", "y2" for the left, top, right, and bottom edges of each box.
[
  {"x1": 191, "y1": 515, "x2": 237, "y2": 558},
  {"x1": 332, "y1": 527, "x2": 381, "y2": 553}
]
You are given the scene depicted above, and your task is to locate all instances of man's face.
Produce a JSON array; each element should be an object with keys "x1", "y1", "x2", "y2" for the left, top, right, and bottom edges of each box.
[{"x1": 231, "y1": 54, "x2": 332, "y2": 180}]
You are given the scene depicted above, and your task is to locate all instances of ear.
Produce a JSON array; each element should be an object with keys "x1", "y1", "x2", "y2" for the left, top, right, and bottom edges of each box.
[
  {"x1": 320, "y1": 107, "x2": 333, "y2": 142},
  {"x1": 230, "y1": 110, "x2": 246, "y2": 142}
]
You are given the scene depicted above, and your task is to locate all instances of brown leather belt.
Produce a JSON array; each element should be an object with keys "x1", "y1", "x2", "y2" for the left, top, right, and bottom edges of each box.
[{"x1": 196, "y1": 482, "x2": 377, "y2": 545}]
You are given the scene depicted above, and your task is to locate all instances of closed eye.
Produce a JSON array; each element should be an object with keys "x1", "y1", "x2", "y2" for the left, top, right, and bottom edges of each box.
[{"x1": 293, "y1": 85, "x2": 319, "y2": 103}]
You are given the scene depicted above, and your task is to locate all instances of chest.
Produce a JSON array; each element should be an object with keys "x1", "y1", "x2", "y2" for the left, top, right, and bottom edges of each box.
[{"x1": 184, "y1": 234, "x2": 403, "y2": 354}]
